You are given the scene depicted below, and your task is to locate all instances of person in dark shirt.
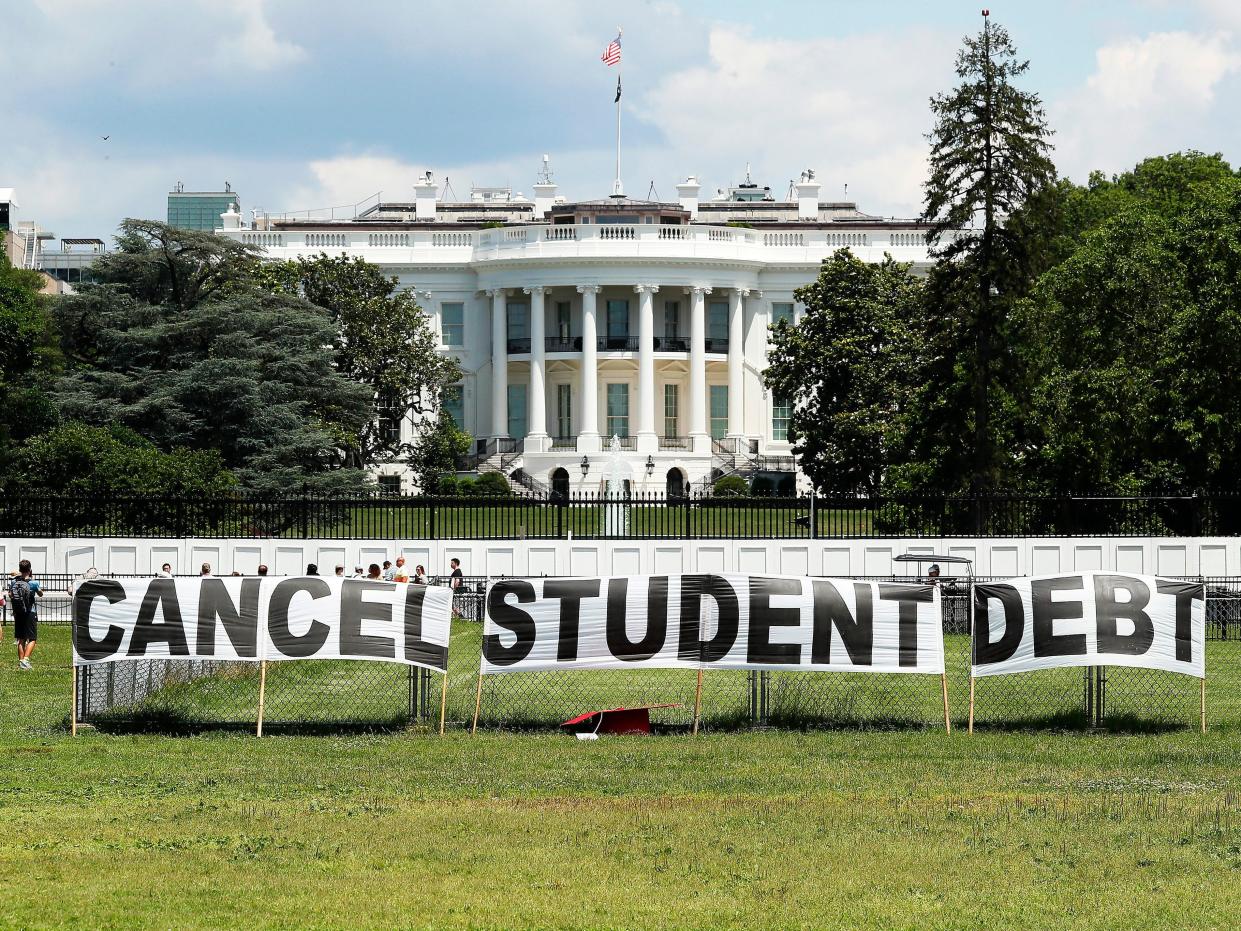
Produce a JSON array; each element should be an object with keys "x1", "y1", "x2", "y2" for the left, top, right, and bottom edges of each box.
[{"x1": 449, "y1": 558, "x2": 464, "y2": 590}]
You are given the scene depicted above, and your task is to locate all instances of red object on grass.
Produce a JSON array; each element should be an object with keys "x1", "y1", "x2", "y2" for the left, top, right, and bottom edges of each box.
[{"x1": 560, "y1": 704, "x2": 681, "y2": 736}]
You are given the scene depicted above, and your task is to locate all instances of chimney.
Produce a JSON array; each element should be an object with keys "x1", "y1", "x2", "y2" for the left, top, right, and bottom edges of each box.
[
  {"x1": 795, "y1": 169, "x2": 820, "y2": 220},
  {"x1": 221, "y1": 202, "x2": 242, "y2": 230},
  {"x1": 533, "y1": 181, "x2": 558, "y2": 218},
  {"x1": 676, "y1": 175, "x2": 701, "y2": 219},
  {"x1": 414, "y1": 171, "x2": 438, "y2": 221}
]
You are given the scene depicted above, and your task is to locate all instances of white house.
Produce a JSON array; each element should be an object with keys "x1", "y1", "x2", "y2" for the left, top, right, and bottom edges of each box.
[{"x1": 217, "y1": 165, "x2": 937, "y2": 496}]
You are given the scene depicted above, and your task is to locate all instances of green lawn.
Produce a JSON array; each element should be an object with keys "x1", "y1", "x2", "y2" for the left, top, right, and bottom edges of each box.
[{"x1": 4, "y1": 627, "x2": 1241, "y2": 928}]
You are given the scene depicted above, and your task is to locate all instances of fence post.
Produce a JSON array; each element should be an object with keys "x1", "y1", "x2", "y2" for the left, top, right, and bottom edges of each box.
[
  {"x1": 809, "y1": 491, "x2": 817, "y2": 540},
  {"x1": 407, "y1": 665, "x2": 418, "y2": 723},
  {"x1": 429, "y1": 497, "x2": 437, "y2": 540},
  {"x1": 300, "y1": 489, "x2": 310, "y2": 540}
]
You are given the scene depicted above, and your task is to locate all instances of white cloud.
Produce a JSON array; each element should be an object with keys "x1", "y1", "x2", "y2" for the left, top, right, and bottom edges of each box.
[
  {"x1": 1054, "y1": 30, "x2": 1241, "y2": 179},
  {"x1": 213, "y1": 0, "x2": 307, "y2": 72}
]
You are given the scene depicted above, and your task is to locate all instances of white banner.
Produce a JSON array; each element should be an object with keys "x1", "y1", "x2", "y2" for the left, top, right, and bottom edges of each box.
[
  {"x1": 72, "y1": 577, "x2": 453, "y2": 672},
  {"x1": 481, "y1": 574, "x2": 944, "y2": 675},
  {"x1": 972, "y1": 572, "x2": 1204, "y2": 679}
]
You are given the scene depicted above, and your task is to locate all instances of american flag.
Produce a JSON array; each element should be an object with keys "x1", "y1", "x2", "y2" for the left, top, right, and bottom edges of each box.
[{"x1": 600, "y1": 33, "x2": 621, "y2": 66}]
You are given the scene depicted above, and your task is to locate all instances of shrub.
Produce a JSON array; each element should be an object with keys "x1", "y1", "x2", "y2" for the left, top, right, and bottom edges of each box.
[
  {"x1": 713, "y1": 475, "x2": 750, "y2": 498},
  {"x1": 472, "y1": 471, "x2": 513, "y2": 497}
]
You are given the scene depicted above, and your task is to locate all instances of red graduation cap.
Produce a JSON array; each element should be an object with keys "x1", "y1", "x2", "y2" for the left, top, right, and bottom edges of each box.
[{"x1": 560, "y1": 704, "x2": 681, "y2": 736}]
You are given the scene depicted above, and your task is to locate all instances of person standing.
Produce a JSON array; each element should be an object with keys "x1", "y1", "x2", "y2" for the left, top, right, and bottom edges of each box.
[
  {"x1": 449, "y1": 558, "x2": 464, "y2": 591},
  {"x1": 306, "y1": 563, "x2": 319, "y2": 576},
  {"x1": 413, "y1": 565, "x2": 427, "y2": 585},
  {"x1": 158, "y1": 563, "x2": 173, "y2": 579},
  {"x1": 392, "y1": 556, "x2": 409, "y2": 583},
  {"x1": 200, "y1": 563, "x2": 213, "y2": 577},
  {"x1": 366, "y1": 563, "x2": 383, "y2": 580},
  {"x1": 257, "y1": 565, "x2": 269, "y2": 577},
  {"x1": 7, "y1": 560, "x2": 44, "y2": 670},
  {"x1": 382, "y1": 560, "x2": 395, "y2": 581}
]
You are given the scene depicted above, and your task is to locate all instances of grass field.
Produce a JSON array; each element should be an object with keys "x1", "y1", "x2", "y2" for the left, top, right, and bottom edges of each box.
[{"x1": 4, "y1": 627, "x2": 1241, "y2": 928}]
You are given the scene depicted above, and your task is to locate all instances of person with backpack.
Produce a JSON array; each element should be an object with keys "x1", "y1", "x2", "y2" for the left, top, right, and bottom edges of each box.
[{"x1": 7, "y1": 560, "x2": 44, "y2": 670}]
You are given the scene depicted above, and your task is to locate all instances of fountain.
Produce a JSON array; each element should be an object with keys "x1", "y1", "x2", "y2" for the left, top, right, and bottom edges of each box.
[{"x1": 602, "y1": 435, "x2": 633, "y2": 537}]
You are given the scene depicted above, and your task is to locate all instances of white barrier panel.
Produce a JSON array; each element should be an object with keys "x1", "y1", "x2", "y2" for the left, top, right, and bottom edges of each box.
[
  {"x1": 72, "y1": 577, "x2": 453, "y2": 672},
  {"x1": 972, "y1": 572, "x2": 1204, "y2": 678},
  {"x1": 481, "y1": 574, "x2": 944, "y2": 674}
]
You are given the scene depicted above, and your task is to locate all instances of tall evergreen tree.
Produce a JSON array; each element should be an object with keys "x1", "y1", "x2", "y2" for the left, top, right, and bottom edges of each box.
[{"x1": 921, "y1": 11, "x2": 1056, "y2": 492}]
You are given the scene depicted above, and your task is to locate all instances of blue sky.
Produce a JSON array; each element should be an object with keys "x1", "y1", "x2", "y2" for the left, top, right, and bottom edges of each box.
[{"x1": 3, "y1": 0, "x2": 1239, "y2": 240}]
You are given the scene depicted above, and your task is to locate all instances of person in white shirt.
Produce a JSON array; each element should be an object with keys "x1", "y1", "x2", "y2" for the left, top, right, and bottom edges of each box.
[{"x1": 157, "y1": 564, "x2": 173, "y2": 579}]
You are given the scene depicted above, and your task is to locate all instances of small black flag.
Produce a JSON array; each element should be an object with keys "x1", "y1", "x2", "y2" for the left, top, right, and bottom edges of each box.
[{"x1": 615, "y1": 76, "x2": 622, "y2": 103}]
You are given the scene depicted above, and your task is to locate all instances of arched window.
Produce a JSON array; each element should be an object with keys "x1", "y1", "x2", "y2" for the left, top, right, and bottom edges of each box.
[
  {"x1": 551, "y1": 467, "x2": 570, "y2": 501},
  {"x1": 665, "y1": 468, "x2": 686, "y2": 499}
]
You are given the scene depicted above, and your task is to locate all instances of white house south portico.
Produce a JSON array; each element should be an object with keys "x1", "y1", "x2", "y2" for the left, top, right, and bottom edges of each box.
[{"x1": 218, "y1": 166, "x2": 939, "y2": 495}]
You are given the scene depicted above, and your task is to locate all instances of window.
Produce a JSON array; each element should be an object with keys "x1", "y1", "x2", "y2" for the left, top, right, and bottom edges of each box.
[
  {"x1": 507, "y1": 384, "x2": 528, "y2": 438},
  {"x1": 555, "y1": 301, "x2": 572, "y2": 340},
  {"x1": 378, "y1": 390, "x2": 403, "y2": 447},
  {"x1": 441, "y1": 302, "x2": 464, "y2": 346},
  {"x1": 442, "y1": 384, "x2": 465, "y2": 429},
  {"x1": 507, "y1": 302, "x2": 529, "y2": 341},
  {"x1": 708, "y1": 301, "x2": 729, "y2": 342},
  {"x1": 772, "y1": 393, "x2": 792, "y2": 442},
  {"x1": 664, "y1": 301, "x2": 680, "y2": 339},
  {"x1": 556, "y1": 384, "x2": 572, "y2": 437},
  {"x1": 607, "y1": 300, "x2": 630, "y2": 338},
  {"x1": 772, "y1": 302, "x2": 795, "y2": 328},
  {"x1": 606, "y1": 383, "x2": 630, "y2": 437},
  {"x1": 378, "y1": 475, "x2": 402, "y2": 495},
  {"x1": 663, "y1": 384, "x2": 679, "y2": 438},
  {"x1": 710, "y1": 385, "x2": 728, "y2": 439}
]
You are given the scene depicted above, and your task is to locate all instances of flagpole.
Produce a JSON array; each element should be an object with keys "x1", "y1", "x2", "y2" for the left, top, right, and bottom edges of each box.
[{"x1": 613, "y1": 28, "x2": 623, "y2": 197}]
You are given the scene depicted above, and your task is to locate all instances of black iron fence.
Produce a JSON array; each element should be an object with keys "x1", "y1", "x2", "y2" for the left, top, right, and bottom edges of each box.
[{"x1": 4, "y1": 492, "x2": 1241, "y2": 540}]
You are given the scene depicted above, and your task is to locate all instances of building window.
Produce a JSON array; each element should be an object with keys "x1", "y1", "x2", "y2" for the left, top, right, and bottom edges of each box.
[
  {"x1": 555, "y1": 301, "x2": 571, "y2": 340},
  {"x1": 709, "y1": 385, "x2": 728, "y2": 440},
  {"x1": 772, "y1": 393, "x2": 792, "y2": 442},
  {"x1": 772, "y1": 302, "x2": 795, "y2": 328},
  {"x1": 378, "y1": 475, "x2": 402, "y2": 495},
  {"x1": 606, "y1": 299, "x2": 629, "y2": 339},
  {"x1": 663, "y1": 384, "x2": 679, "y2": 438},
  {"x1": 606, "y1": 383, "x2": 630, "y2": 437},
  {"x1": 556, "y1": 384, "x2": 572, "y2": 437},
  {"x1": 507, "y1": 302, "x2": 529, "y2": 341},
  {"x1": 378, "y1": 390, "x2": 403, "y2": 447},
  {"x1": 708, "y1": 301, "x2": 729, "y2": 342},
  {"x1": 441, "y1": 302, "x2": 464, "y2": 346},
  {"x1": 508, "y1": 384, "x2": 528, "y2": 438},
  {"x1": 442, "y1": 384, "x2": 465, "y2": 429},
  {"x1": 664, "y1": 301, "x2": 680, "y2": 338}
]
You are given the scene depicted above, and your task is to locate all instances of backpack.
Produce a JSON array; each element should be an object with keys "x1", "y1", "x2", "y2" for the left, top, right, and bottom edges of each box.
[{"x1": 5, "y1": 576, "x2": 33, "y2": 618}]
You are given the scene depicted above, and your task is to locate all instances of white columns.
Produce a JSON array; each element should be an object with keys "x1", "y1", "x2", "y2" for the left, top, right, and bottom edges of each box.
[
  {"x1": 489, "y1": 288, "x2": 508, "y2": 438},
  {"x1": 414, "y1": 289, "x2": 437, "y2": 348},
  {"x1": 524, "y1": 286, "x2": 548, "y2": 450},
  {"x1": 687, "y1": 285, "x2": 711, "y2": 451},
  {"x1": 727, "y1": 288, "x2": 746, "y2": 438},
  {"x1": 577, "y1": 285, "x2": 601, "y2": 451},
  {"x1": 635, "y1": 283, "x2": 658, "y2": 452}
]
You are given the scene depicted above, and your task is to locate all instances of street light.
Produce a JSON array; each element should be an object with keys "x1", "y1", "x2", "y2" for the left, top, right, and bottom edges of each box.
[
  {"x1": 580, "y1": 455, "x2": 590, "y2": 477},
  {"x1": 645, "y1": 455, "x2": 655, "y2": 476}
]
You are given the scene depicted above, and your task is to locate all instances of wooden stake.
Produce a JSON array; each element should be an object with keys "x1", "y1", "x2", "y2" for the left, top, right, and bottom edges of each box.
[
  {"x1": 692, "y1": 669, "x2": 704, "y2": 736},
  {"x1": 470, "y1": 671, "x2": 484, "y2": 736},
  {"x1": 439, "y1": 670, "x2": 449, "y2": 736},
  {"x1": 256, "y1": 660, "x2": 268, "y2": 737},
  {"x1": 1200, "y1": 676, "x2": 1207, "y2": 734},
  {"x1": 967, "y1": 676, "x2": 976, "y2": 735},
  {"x1": 70, "y1": 664, "x2": 78, "y2": 737},
  {"x1": 941, "y1": 672, "x2": 951, "y2": 734}
]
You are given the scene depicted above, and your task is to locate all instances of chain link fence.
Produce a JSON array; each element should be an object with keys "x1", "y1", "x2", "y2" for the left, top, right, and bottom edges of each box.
[{"x1": 21, "y1": 573, "x2": 1240, "y2": 733}]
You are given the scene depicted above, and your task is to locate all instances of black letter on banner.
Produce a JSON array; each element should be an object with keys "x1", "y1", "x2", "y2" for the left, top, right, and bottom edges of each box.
[
  {"x1": 1094, "y1": 574, "x2": 1154, "y2": 656},
  {"x1": 340, "y1": 579, "x2": 397, "y2": 659},
  {"x1": 973, "y1": 584, "x2": 1024, "y2": 665},
  {"x1": 128, "y1": 578, "x2": 189, "y2": 656},
  {"x1": 879, "y1": 583, "x2": 933, "y2": 667},
  {"x1": 1032, "y1": 576, "x2": 1087, "y2": 657},
  {"x1": 1157, "y1": 580, "x2": 1204, "y2": 663},
  {"x1": 73, "y1": 579, "x2": 125, "y2": 661},
  {"x1": 810, "y1": 580, "x2": 872, "y2": 666},
  {"x1": 606, "y1": 577, "x2": 667, "y2": 661},
  {"x1": 484, "y1": 580, "x2": 537, "y2": 667},
  {"x1": 196, "y1": 578, "x2": 260, "y2": 657},
  {"x1": 268, "y1": 578, "x2": 332, "y2": 657},
  {"x1": 544, "y1": 579, "x2": 600, "y2": 662},
  {"x1": 678, "y1": 574, "x2": 739, "y2": 662},
  {"x1": 404, "y1": 585, "x2": 448, "y2": 670},
  {"x1": 748, "y1": 576, "x2": 802, "y2": 664}
]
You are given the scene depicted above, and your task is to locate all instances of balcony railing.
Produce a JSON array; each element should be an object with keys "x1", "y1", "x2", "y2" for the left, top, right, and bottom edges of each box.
[
  {"x1": 545, "y1": 336, "x2": 582, "y2": 352},
  {"x1": 599, "y1": 336, "x2": 639, "y2": 352},
  {"x1": 506, "y1": 338, "x2": 531, "y2": 354},
  {"x1": 704, "y1": 338, "x2": 729, "y2": 354},
  {"x1": 654, "y1": 336, "x2": 688, "y2": 351},
  {"x1": 660, "y1": 436, "x2": 690, "y2": 450},
  {"x1": 550, "y1": 436, "x2": 576, "y2": 450}
]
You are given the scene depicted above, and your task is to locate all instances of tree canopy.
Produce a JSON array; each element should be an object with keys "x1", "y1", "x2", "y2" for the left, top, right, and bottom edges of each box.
[{"x1": 51, "y1": 220, "x2": 373, "y2": 492}]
